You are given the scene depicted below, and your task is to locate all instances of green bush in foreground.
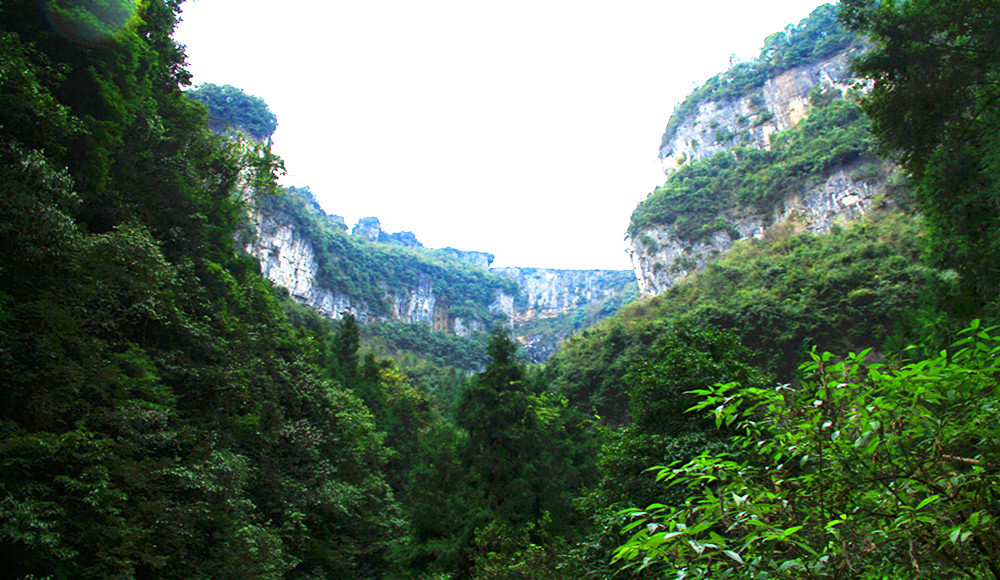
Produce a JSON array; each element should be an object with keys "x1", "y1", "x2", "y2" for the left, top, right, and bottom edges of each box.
[{"x1": 615, "y1": 322, "x2": 1000, "y2": 579}]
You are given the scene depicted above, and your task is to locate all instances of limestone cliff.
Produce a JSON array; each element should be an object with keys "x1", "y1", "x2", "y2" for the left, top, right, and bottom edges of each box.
[
  {"x1": 493, "y1": 268, "x2": 635, "y2": 320},
  {"x1": 244, "y1": 189, "x2": 635, "y2": 361},
  {"x1": 658, "y1": 49, "x2": 859, "y2": 173},
  {"x1": 352, "y1": 216, "x2": 423, "y2": 247},
  {"x1": 493, "y1": 268, "x2": 638, "y2": 361},
  {"x1": 245, "y1": 192, "x2": 515, "y2": 337},
  {"x1": 438, "y1": 248, "x2": 495, "y2": 270},
  {"x1": 628, "y1": 10, "x2": 895, "y2": 298},
  {"x1": 629, "y1": 160, "x2": 896, "y2": 296}
]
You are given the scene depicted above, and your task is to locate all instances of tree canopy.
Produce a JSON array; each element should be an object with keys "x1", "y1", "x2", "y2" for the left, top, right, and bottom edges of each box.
[
  {"x1": 841, "y1": 0, "x2": 1000, "y2": 316},
  {"x1": 187, "y1": 82, "x2": 278, "y2": 142},
  {"x1": 0, "y1": 1, "x2": 398, "y2": 576}
]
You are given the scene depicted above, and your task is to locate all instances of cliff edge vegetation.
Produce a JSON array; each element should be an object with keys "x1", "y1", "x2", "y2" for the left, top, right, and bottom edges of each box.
[
  {"x1": 250, "y1": 186, "x2": 517, "y2": 332},
  {"x1": 633, "y1": 98, "x2": 876, "y2": 242},
  {"x1": 660, "y1": 3, "x2": 860, "y2": 151}
]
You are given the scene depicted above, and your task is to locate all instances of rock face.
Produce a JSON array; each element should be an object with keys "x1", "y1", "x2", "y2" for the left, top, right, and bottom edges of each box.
[
  {"x1": 630, "y1": 44, "x2": 894, "y2": 298},
  {"x1": 659, "y1": 49, "x2": 858, "y2": 173},
  {"x1": 351, "y1": 217, "x2": 423, "y2": 247},
  {"x1": 250, "y1": 210, "x2": 357, "y2": 318},
  {"x1": 493, "y1": 268, "x2": 635, "y2": 319},
  {"x1": 629, "y1": 160, "x2": 895, "y2": 296},
  {"x1": 438, "y1": 248, "x2": 495, "y2": 270},
  {"x1": 493, "y1": 268, "x2": 637, "y2": 361},
  {"x1": 352, "y1": 217, "x2": 382, "y2": 242},
  {"x1": 388, "y1": 231, "x2": 422, "y2": 248},
  {"x1": 247, "y1": 208, "x2": 513, "y2": 336},
  {"x1": 245, "y1": 198, "x2": 636, "y2": 360}
]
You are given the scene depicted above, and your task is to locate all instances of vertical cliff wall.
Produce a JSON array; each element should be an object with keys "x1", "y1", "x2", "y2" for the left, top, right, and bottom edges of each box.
[
  {"x1": 629, "y1": 22, "x2": 895, "y2": 298},
  {"x1": 658, "y1": 49, "x2": 858, "y2": 173},
  {"x1": 492, "y1": 268, "x2": 635, "y2": 320},
  {"x1": 244, "y1": 189, "x2": 637, "y2": 361},
  {"x1": 493, "y1": 268, "x2": 638, "y2": 361},
  {"x1": 245, "y1": 192, "x2": 516, "y2": 336},
  {"x1": 628, "y1": 159, "x2": 896, "y2": 296}
]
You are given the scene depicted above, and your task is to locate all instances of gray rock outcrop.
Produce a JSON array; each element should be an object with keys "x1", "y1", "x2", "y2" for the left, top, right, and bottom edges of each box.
[
  {"x1": 246, "y1": 208, "x2": 513, "y2": 336},
  {"x1": 628, "y1": 160, "x2": 895, "y2": 296},
  {"x1": 659, "y1": 49, "x2": 859, "y2": 174},
  {"x1": 439, "y1": 248, "x2": 495, "y2": 270},
  {"x1": 629, "y1": 45, "x2": 894, "y2": 298},
  {"x1": 493, "y1": 268, "x2": 635, "y2": 320},
  {"x1": 352, "y1": 217, "x2": 382, "y2": 242}
]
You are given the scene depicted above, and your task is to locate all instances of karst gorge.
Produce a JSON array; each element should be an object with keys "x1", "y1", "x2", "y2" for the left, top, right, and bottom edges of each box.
[{"x1": 3, "y1": 1, "x2": 1000, "y2": 578}]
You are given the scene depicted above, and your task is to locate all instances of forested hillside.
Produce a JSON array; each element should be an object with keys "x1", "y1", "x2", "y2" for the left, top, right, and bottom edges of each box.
[
  {"x1": 0, "y1": 1, "x2": 401, "y2": 576},
  {"x1": 593, "y1": 1, "x2": 1000, "y2": 578},
  {"x1": 3, "y1": 1, "x2": 1000, "y2": 579}
]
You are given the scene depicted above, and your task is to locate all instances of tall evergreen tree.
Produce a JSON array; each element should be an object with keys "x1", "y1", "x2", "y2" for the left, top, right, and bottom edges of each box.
[{"x1": 456, "y1": 329, "x2": 542, "y2": 525}]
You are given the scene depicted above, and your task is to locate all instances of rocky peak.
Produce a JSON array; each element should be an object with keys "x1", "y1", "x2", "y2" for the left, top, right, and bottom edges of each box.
[
  {"x1": 352, "y1": 217, "x2": 383, "y2": 241},
  {"x1": 438, "y1": 248, "x2": 495, "y2": 270},
  {"x1": 351, "y1": 217, "x2": 423, "y2": 247},
  {"x1": 288, "y1": 187, "x2": 348, "y2": 231},
  {"x1": 388, "y1": 231, "x2": 422, "y2": 248}
]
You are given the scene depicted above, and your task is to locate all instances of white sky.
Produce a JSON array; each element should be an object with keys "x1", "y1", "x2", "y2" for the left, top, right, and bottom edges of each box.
[{"x1": 175, "y1": 0, "x2": 826, "y2": 270}]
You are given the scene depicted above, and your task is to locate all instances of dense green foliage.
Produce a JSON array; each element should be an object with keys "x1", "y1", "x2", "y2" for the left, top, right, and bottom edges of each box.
[
  {"x1": 555, "y1": 325, "x2": 767, "y2": 578},
  {"x1": 608, "y1": 331, "x2": 758, "y2": 488},
  {"x1": 267, "y1": 291, "x2": 601, "y2": 578},
  {"x1": 841, "y1": 0, "x2": 1000, "y2": 318},
  {"x1": 634, "y1": 98, "x2": 877, "y2": 241},
  {"x1": 546, "y1": 212, "x2": 931, "y2": 572},
  {"x1": 388, "y1": 330, "x2": 598, "y2": 578},
  {"x1": 456, "y1": 331, "x2": 576, "y2": 529},
  {"x1": 607, "y1": 4, "x2": 1000, "y2": 579},
  {"x1": 5, "y1": 1, "x2": 1000, "y2": 578},
  {"x1": 187, "y1": 82, "x2": 278, "y2": 142},
  {"x1": 550, "y1": 209, "x2": 930, "y2": 425},
  {"x1": 634, "y1": 211, "x2": 930, "y2": 375},
  {"x1": 661, "y1": 3, "x2": 861, "y2": 148},
  {"x1": 615, "y1": 323, "x2": 1000, "y2": 579},
  {"x1": 0, "y1": 2, "x2": 400, "y2": 576},
  {"x1": 362, "y1": 321, "x2": 491, "y2": 372}
]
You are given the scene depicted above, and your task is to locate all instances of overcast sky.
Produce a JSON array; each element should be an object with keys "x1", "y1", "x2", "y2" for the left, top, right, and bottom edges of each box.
[{"x1": 175, "y1": 0, "x2": 826, "y2": 270}]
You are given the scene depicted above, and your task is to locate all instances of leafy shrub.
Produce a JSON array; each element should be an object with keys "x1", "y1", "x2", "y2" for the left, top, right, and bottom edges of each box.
[{"x1": 615, "y1": 321, "x2": 1000, "y2": 579}]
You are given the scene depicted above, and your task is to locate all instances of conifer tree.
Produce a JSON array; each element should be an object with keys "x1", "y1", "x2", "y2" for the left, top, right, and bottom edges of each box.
[{"x1": 456, "y1": 328, "x2": 540, "y2": 524}]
